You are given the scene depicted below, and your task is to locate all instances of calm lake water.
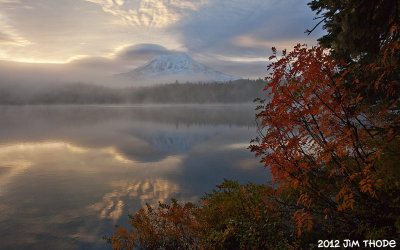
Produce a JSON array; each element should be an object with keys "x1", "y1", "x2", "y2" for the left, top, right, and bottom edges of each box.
[{"x1": 0, "y1": 104, "x2": 270, "y2": 249}]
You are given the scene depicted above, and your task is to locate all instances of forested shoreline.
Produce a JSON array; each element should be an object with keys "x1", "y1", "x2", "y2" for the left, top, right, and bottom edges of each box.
[{"x1": 0, "y1": 79, "x2": 266, "y2": 104}]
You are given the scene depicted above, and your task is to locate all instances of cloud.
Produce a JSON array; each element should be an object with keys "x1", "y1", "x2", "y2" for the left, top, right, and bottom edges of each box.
[
  {"x1": 0, "y1": 31, "x2": 17, "y2": 43},
  {"x1": 174, "y1": 0, "x2": 324, "y2": 56},
  {"x1": 113, "y1": 43, "x2": 175, "y2": 61},
  {"x1": 67, "y1": 56, "x2": 115, "y2": 69},
  {"x1": 85, "y1": 0, "x2": 208, "y2": 27},
  {"x1": 207, "y1": 59, "x2": 267, "y2": 79},
  {"x1": 173, "y1": 0, "x2": 268, "y2": 50},
  {"x1": 0, "y1": 0, "x2": 325, "y2": 78},
  {"x1": 66, "y1": 42, "x2": 266, "y2": 78},
  {"x1": 0, "y1": 31, "x2": 31, "y2": 46},
  {"x1": 0, "y1": 14, "x2": 31, "y2": 47},
  {"x1": 68, "y1": 43, "x2": 177, "y2": 71},
  {"x1": 0, "y1": 0, "x2": 136, "y2": 62}
]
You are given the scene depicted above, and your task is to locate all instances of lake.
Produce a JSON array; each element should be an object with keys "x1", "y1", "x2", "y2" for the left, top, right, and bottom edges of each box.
[{"x1": 0, "y1": 104, "x2": 270, "y2": 249}]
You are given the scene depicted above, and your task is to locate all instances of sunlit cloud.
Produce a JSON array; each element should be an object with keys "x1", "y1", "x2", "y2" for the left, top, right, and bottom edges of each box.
[
  {"x1": 111, "y1": 43, "x2": 174, "y2": 60},
  {"x1": 0, "y1": 0, "x2": 20, "y2": 3},
  {"x1": 215, "y1": 55, "x2": 268, "y2": 63},
  {"x1": 0, "y1": 14, "x2": 31, "y2": 47},
  {"x1": 223, "y1": 142, "x2": 250, "y2": 150},
  {"x1": 0, "y1": 0, "x2": 323, "y2": 78},
  {"x1": 232, "y1": 34, "x2": 270, "y2": 49},
  {"x1": 231, "y1": 34, "x2": 320, "y2": 53},
  {"x1": 85, "y1": 0, "x2": 208, "y2": 27},
  {"x1": 175, "y1": 0, "x2": 323, "y2": 57}
]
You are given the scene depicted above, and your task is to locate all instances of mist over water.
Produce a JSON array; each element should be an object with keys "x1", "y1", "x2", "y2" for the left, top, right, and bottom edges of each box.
[{"x1": 0, "y1": 104, "x2": 270, "y2": 249}]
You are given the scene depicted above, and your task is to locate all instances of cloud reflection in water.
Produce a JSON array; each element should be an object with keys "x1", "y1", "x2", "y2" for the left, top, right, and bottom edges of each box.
[{"x1": 0, "y1": 105, "x2": 267, "y2": 249}]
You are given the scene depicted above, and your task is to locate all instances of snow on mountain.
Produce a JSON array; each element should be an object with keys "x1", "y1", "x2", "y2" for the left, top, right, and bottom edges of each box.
[{"x1": 116, "y1": 53, "x2": 239, "y2": 84}]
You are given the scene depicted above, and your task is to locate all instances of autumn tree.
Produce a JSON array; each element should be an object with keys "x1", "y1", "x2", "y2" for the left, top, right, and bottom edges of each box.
[
  {"x1": 251, "y1": 0, "x2": 399, "y2": 241},
  {"x1": 251, "y1": 42, "x2": 400, "y2": 241}
]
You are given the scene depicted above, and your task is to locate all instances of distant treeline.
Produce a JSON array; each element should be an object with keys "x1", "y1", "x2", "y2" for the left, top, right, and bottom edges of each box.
[{"x1": 0, "y1": 79, "x2": 268, "y2": 104}]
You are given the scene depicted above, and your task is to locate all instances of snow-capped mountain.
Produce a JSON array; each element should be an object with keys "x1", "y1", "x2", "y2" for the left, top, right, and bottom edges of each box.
[{"x1": 116, "y1": 53, "x2": 239, "y2": 84}]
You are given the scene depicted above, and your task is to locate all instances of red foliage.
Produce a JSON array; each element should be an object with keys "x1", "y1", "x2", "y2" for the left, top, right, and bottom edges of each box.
[{"x1": 251, "y1": 43, "x2": 399, "y2": 234}]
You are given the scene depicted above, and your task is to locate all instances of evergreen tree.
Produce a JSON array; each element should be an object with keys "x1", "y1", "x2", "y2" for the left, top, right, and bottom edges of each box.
[{"x1": 308, "y1": 0, "x2": 399, "y2": 60}]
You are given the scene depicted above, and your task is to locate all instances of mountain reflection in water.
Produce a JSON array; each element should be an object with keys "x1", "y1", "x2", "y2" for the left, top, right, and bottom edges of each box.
[{"x1": 0, "y1": 105, "x2": 270, "y2": 250}]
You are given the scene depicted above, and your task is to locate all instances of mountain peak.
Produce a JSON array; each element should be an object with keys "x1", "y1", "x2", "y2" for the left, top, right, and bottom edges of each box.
[
  {"x1": 117, "y1": 53, "x2": 239, "y2": 85},
  {"x1": 143, "y1": 53, "x2": 197, "y2": 73}
]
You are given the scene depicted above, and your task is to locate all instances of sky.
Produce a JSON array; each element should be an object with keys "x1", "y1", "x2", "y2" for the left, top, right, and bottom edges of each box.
[{"x1": 0, "y1": 0, "x2": 324, "y2": 82}]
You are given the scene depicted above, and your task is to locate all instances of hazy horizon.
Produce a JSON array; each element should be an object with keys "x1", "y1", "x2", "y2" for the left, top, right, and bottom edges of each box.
[{"x1": 0, "y1": 0, "x2": 324, "y2": 87}]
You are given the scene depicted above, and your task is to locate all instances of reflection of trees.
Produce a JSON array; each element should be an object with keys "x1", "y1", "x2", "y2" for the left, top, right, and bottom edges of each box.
[
  {"x1": 126, "y1": 123, "x2": 230, "y2": 154},
  {"x1": 0, "y1": 105, "x2": 258, "y2": 162},
  {"x1": 0, "y1": 79, "x2": 267, "y2": 105},
  {"x1": 0, "y1": 105, "x2": 256, "y2": 129}
]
